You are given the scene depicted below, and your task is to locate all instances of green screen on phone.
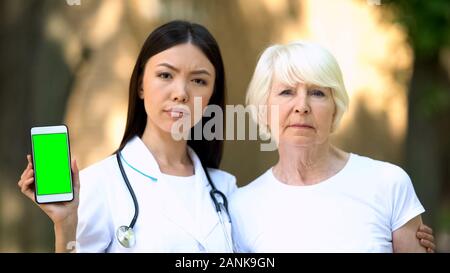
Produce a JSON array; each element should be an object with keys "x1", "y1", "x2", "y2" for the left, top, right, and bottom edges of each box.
[{"x1": 32, "y1": 133, "x2": 72, "y2": 195}]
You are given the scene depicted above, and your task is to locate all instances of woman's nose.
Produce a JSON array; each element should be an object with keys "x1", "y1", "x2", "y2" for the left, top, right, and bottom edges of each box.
[
  {"x1": 294, "y1": 96, "x2": 310, "y2": 114},
  {"x1": 171, "y1": 82, "x2": 189, "y2": 103},
  {"x1": 295, "y1": 106, "x2": 309, "y2": 114}
]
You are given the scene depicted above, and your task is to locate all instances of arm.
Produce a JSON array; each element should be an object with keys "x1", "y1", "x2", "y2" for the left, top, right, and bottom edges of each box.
[
  {"x1": 54, "y1": 215, "x2": 78, "y2": 253},
  {"x1": 18, "y1": 155, "x2": 80, "y2": 253},
  {"x1": 393, "y1": 215, "x2": 426, "y2": 253}
]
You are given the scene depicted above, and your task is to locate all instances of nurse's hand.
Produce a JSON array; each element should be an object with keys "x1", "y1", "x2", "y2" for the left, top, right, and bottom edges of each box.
[
  {"x1": 18, "y1": 154, "x2": 80, "y2": 252},
  {"x1": 18, "y1": 154, "x2": 80, "y2": 223}
]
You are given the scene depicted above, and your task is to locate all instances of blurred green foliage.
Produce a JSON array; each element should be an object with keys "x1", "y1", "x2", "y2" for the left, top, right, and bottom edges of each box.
[
  {"x1": 386, "y1": 0, "x2": 450, "y2": 119},
  {"x1": 386, "y1": 0, "x2": 450, "y2": 59},
  {"x1": 419, "y1": 85, "x2": 450, "y2": 119}
]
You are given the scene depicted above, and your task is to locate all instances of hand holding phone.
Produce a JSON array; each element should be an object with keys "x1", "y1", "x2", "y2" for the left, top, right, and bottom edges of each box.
[{"x1": 18, "y1": 125, "x2": 80, "y2": 225}]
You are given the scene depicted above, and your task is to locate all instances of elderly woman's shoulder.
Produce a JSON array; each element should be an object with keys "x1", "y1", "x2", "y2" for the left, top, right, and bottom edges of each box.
[
  {"x1": 350, "y1": 153, "x2": 412, "y2": 184},
  {"x1": 230, "y1": 169, "x2": 272, "y2": 201},
  {"x1": 228, "y1": 170, "x2": 271, "y2": 214}
]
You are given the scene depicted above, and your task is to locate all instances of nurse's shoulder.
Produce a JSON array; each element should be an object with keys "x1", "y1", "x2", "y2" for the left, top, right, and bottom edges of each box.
[
  {"x1": 206, "y1": 167, "x2": 237, "y2": 197},
  {"x1": 79, "y1": 154, "x2": 119, "y2": 187},
  {"x1": 78, "y1": 154, "x2": 124, "y2": 206}
]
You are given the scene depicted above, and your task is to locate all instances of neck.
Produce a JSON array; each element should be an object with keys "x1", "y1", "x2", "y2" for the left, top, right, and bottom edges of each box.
[
  {"x1": 141, "y1": 124, "x2": 191, "y2": 167},
  {"x1": 273, "y1": 140, "x2": 347, "y2": 186}
]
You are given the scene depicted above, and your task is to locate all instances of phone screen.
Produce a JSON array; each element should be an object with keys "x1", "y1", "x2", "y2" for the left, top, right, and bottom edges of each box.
[{"x1": 32, "y1": 133, "x2": 72, "y2": 195}]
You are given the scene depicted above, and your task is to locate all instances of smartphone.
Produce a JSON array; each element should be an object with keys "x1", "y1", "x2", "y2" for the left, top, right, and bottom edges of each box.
[{"x1": 30, "y1": 125, "x2": 74, "y2": 204}]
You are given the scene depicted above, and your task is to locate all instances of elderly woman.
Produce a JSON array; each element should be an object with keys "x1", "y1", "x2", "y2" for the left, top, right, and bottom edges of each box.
[{"x1": 230, "y1": 41, "x2": 433, "y2": 252}]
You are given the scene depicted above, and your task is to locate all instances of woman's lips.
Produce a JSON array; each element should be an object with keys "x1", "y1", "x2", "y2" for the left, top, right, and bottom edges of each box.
[
  {"x1": 164, "y1": 108, "x2": 190, "y2": 118},
  {"x1": 288, "y1": 124, "x2": 314, "y2": 129}
]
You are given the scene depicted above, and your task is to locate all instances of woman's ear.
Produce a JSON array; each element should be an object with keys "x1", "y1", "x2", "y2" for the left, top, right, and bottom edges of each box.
[{"x1": 138, "y1": 79, "x2": 144, "y2": 99}]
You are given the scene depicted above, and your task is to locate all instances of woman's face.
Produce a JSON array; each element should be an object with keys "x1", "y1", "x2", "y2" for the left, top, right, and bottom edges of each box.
[
  {"x1": 140, "y1": 43, "x2": 215, "y2": 137},
  {"x1": 267, "y1": 79, "x2": 336, "y2": 147}
]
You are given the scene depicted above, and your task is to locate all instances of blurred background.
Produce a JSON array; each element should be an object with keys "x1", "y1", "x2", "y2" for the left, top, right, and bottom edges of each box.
[{"x1": 0, "y1": 0, "x2": 449, "y2": 252}]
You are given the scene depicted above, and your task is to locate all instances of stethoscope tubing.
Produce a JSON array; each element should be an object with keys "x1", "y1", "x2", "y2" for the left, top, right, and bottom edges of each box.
[
  {"x1": 115, "y1": 150, "x2": 233, "y2": 251},
  {"x1": 116, "y1": 152, "x2": 139, "y2": 229}
]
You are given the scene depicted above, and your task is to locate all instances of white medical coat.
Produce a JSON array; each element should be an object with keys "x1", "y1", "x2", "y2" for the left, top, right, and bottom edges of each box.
[{"x1": 76, "y1": 136, "x2": 237, "y2": 252}]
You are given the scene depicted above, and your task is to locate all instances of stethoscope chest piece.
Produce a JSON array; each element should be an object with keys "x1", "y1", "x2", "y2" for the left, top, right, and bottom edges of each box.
[
  {"x1": 116, "y1": 225, "x2": 136, "y2": 248},
  {"x1": 114, "y1": 150, "x2": 233, "y2": 251}
]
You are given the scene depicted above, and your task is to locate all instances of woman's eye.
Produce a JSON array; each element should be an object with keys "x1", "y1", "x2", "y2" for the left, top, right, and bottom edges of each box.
[
  {"x1": 279, "y1": 89, "x2": 293, "y2": 96},
  {"x1": 192, "y1": 78, "x2": 207, "y2": 86},
  {"x1": 157, "y1": 72, "x2": 172, "y2": 80},
  {"x1": 310, "y1": 89, "x2": 325, "y2": 97}
]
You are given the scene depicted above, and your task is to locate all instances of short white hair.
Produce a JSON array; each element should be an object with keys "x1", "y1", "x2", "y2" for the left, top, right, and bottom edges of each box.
[{"x1": 245, "y1": 40, "x2": 349, "y2": 137}]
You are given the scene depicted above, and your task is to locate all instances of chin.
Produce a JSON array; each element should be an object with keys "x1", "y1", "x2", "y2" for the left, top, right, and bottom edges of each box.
[
  {"x1": 152, "y1": 121, "x2": 175, "y2": 134},
  {"x1": 166, "y1": 123, "x2": 193, "y2": 137},
  {"x1": 280, "y1": 136, "x2": 315, "y2": 147}
]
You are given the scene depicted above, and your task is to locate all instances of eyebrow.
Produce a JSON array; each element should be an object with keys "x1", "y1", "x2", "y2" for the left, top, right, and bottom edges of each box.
[
  {"x1": 157, "y1": 63, "x2": 212, "y2": 76},
  {"x1": 307, "y1": 85, "x2": 328, "y2": 90}
]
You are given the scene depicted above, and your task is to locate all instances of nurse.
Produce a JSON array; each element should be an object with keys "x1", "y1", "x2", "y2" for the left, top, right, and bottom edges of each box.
[{"x1": 17, "y1": 20, "x2": 236, "y2": 252}]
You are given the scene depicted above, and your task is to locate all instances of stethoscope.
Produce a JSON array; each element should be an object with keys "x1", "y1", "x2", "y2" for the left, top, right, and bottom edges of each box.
[{"x1": 114, "y1": 151, "x2": 234, "y2": 252}]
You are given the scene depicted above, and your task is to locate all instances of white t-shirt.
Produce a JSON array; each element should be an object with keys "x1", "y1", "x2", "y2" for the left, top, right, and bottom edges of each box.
[
  {"x1": 162, "y1": 174, "x2": 197, "y2": 219},
  {"x1": 229, "y1": 153, "x2": 425, "y2": 253}
]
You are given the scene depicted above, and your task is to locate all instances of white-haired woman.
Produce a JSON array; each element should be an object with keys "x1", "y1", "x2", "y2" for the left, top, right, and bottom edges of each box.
[{"x1": 230, "y1": 41, "x2": 435, "y2": 252}]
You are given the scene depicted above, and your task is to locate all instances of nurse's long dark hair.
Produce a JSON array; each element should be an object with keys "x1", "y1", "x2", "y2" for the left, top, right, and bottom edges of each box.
[{"x1": 117, "y1": 20, "x2": 225, "y2": 169}]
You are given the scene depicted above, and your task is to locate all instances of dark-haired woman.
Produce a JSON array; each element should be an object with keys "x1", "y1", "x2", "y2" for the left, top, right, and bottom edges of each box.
[
  {"x1": 18, "y1": 21, "x2": 436, "y2": 253},
  {"x1": 17, "y1": 20, "x2": 236, "y2": 253}
]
